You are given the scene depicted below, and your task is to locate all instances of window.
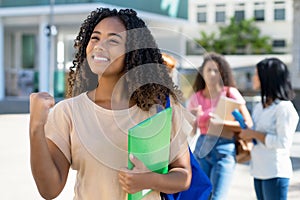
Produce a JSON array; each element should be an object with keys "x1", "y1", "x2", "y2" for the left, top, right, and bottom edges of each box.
[
  {"x1": 234, "y1": 3, "x2": 245, "y2": 22},
  {"x1": 197, "y1": 5, "x2": 207, "y2": 23},
  {"x1": 215, "y1": 4, "x2": 226, "y2": 23},
  {"x1": 235, "y1": 11, "x2": 245, "y2": 21},
  {"x1": 197, "y1": 12, "x2": 207, "y2": 23},
  {"x1": 274, "y1": 9, "x2": 285, "y2": 20},
  {"x1": 274, "y1": 1, "x2": 285, "y2": 20},
  {"x1": 22, "y1": 34, "x2": 35, "y2": 69},
  {"x1": 216, "y1": 11, "x2": 225, "y2": 22},
  {"x1": 254, "y1": 2, "x2": 265, "y2": 21},
  {"x1": 272, "y1": 39, "x2": 286, "y2": 47},
  {"x1": 254, "y1": 10, "x2": 264, "y2": 21}
]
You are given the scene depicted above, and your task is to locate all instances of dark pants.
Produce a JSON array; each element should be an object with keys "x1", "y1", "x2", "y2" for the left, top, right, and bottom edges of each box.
[{"x1": 254, "y1": 177, "x2": 289, "y2": 200}]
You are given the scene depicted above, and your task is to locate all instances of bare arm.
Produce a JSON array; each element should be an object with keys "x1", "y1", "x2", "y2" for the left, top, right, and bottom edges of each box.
[
  {"x1": 29, "y1": 93, "x2": 70, "y2": 199},
  {"x1": 239, "y1": 104, "x2": 253, "y2": 128},
  {"x1": 118, "y1": 148, "x2": 191, "y2": 194},
  {"x1": 239, "y1": 129, "x2": 266, "y2": 144}
]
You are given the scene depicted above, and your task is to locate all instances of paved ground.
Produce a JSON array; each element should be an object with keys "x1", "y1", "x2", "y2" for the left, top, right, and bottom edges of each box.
[{"x1": 0, "y1": 114, "x2": 299, "y2": 199}]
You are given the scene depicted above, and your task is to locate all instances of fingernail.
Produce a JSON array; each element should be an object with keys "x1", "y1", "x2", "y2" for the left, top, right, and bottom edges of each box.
[{"x1": 129, "y1": 154, "x2": 134, "y2": 160}]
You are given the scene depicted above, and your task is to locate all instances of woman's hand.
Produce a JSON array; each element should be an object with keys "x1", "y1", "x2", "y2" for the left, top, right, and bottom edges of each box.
[
  {"x1": 118, "y1": 154, "x2": 151, "y2": 194},
  {"x1": 239, "y1": 129, "x2": 255, "y2": 140},
  {"x1": 190, "y1": 105, "x2": 204, "y2": 117},
  {"x1": 30, "y1": 92, "x2": 55, "y2": 130},
  {"x1": 239, "y1": 129, "x2": 266, "y2": 144}
]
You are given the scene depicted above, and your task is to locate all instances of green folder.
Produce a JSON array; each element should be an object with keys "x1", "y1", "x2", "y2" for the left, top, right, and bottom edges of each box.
[{"x1": 127, "y1": 107, "x2": 172, "y2": 200}]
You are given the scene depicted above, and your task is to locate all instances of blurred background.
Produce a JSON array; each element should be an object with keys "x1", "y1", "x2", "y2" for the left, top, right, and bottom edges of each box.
[{"x1": 0, "y1": 0, "x2": 299, "y2": 121}]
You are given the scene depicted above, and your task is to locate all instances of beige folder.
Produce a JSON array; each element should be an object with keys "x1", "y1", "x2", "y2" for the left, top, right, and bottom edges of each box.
[{"x1": 213, "y1": 96, "x2": 242, "y2": 122}]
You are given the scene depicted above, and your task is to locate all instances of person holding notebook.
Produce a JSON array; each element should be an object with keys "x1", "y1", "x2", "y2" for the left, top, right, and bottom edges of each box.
[
  {"x1": 187, "y1": 52, "x2": 253, "y2": 200},
  {"x1": 239, "y1": 58, "x2": 299, "y2": 200},
  {"x1": 29, "y1": 8, "x2": 195, "y2": 200}
]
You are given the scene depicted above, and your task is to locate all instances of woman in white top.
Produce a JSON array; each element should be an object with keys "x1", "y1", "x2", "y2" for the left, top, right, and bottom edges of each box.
[
  {"x1": 29, "y1": 8, "x2": 194, "y2": 200},
  {"x1": 240, "y1": 58, "x2": 299, "y2": 200}
]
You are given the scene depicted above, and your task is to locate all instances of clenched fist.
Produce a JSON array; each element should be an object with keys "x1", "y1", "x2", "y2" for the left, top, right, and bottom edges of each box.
[{"x1": 29, "y1": 92, "x2": 55, "y2": 130}]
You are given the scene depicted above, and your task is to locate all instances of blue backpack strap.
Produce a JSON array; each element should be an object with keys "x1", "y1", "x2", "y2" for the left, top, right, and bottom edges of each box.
[
  {"x1": 165, "y1": 95, "x2": 170, "y2": 109},
  {"x1": 157, "y1": 95, "x2": 170, "y2": 112},
  {"x1": 159, "y1": 94, "x2": 212, "y2": 200}
]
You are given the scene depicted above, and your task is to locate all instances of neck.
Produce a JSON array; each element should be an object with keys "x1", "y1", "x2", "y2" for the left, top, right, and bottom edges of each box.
[
  {"x1": 89, "y1": 76, "x2": 132, "y2": 109},
  {"x1": 264, "y1": 97, "x2": 274, "y2": 108}
]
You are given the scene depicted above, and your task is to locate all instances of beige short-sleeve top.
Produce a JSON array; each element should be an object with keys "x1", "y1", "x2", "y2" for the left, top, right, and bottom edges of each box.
[{"x1": 45, "y1": 92, "x2": 194, "y2": 200}]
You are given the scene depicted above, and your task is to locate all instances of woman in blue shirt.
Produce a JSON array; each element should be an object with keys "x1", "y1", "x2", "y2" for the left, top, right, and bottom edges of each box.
[{"x1": 239, "y1": 58, "x2": 299, "y2": 200}]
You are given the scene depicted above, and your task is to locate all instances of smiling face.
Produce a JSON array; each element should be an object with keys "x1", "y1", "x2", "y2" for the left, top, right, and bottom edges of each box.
[{"x1": 86, "y1": 17, "x2": 127, "y2": 78}]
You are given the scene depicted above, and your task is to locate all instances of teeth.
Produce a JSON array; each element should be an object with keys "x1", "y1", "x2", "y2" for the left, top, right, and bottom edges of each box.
[{"x1": 94, "y1": 56, "x2": 108, "y2": 61}]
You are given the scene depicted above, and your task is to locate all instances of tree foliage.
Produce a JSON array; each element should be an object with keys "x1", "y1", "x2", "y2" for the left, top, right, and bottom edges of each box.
[{"x1": 195, "y1": 18, "x2": 272, "y2": 54}]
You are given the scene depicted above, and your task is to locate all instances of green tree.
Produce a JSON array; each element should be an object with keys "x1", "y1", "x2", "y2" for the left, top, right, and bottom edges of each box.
[{"x1": 196, "y1": 17, "x2": 272, "y2": 54}]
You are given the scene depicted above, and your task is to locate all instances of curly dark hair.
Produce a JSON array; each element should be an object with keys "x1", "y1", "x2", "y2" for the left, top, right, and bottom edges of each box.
[
  {"x1": 193, "y1": 52, "x2": 236, "y2": 92},
  {"x1": 256, "y1": 57, "x2": 295, "y2": 107},
  {"x1": 66, "y1": 8, "x2": 182, "y2": 110}
]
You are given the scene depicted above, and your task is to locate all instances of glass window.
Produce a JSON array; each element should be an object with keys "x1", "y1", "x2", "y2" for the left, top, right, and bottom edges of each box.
[
  {"x1": 254, "y1": 9, "x2": 264, "y2": 21},
  {"x1": 274, "y1": 1, "x2": 285, "y2": 21},
  {"x1": 272, "y1": 39, "x2": 286, "y2": 47},
  {"x1": 235, "y1": 10, "x2": 245, "y2": 22},
  {"x1": 216, "y1": 11, "x2": 225, "y2": 22},
  {"x1": 22, "y1": 34, "x2": 35, "y2": 69},
  {"x1": 197, "y1": 4, "x2": 206, "y2": 8},
  {"x1": 197, "y1": 12, "x2": 207, "y2": 23},
  {"x1": 215, "y1": 4, "x2": 226, "y2": 23},
  {"x1": 234, "y1": 3, "x2": 245, "y2": 22},
  {"x1": 274, "y1": 8, "x2": 285, "y2": 20},
  {"x1": 196, "y1": 4, "x2": 207, "y2": 23}
]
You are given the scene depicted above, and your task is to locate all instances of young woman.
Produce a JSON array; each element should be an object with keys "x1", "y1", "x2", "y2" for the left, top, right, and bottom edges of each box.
[
  {"x1": 29, "y1": 8, "x2": 194, "y2": 200},
  {"x1": 239, "y1": 58, "x2": 299, "y2": 200},
  {"x1": 187, "y1": 52, "x2": 253, "y2": 200}
]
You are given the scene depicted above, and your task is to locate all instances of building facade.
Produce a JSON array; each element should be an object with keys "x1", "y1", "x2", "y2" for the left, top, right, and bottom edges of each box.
[
  {"x1": 187, "y1": 0, "x2": 293, "y2": 54},
  {"x1": 0, "y1": 0, "x2": 190, "y2": 100}
]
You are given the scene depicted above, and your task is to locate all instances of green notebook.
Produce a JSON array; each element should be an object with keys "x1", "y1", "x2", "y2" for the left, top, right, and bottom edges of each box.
[{"x1": 127, "y1": 107, "x2": 172, "y2": 200}]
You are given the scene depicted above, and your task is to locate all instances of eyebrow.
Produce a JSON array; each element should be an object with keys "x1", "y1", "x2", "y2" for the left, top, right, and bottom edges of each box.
[{"x1": 92, "y1": 31, "x2": 123, "y2": 39}]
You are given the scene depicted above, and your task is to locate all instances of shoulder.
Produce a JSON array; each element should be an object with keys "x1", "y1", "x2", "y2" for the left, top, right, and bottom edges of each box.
[
  {"x1": 252, "y1": 102, "x2": 263, "y2": 114},
  {"x1": 226, "y1": 86, "x2": 241, "y2": 96},
  {"x1": 50, "y1": 93, "x2": 86, "y2": 116},
  {"x1": 275, "y1": 100, "x2": 298, "y2": 116},
  {"x1": 188, "y1": 91, "x2": 204, "y2": 103},
  {"x1": 226, "y1": 86, "x2": 245, "y2": 104}
]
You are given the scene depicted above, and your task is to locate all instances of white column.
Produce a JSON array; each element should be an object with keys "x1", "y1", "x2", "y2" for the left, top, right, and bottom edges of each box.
[
  {"x1": 0, "y1": 18, "x2": 4, "y2": 100},
  {"x1": 38, "y1": 16, "x2": 50, "y2": 93},
  {"x1": 292, "y1": 0, "x2": 300, "y2": 89}
]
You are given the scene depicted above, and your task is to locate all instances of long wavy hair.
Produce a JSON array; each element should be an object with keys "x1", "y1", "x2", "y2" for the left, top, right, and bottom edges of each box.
[
  {"x1": 193, "y1": 52, "x2": 236, "y2": 92},
  {"x1": 256, "y1": 57, "x2": 295, "y2": 107},
  {"x1": 66, "y1": 8, "x2": 182, "y2": 110}
]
